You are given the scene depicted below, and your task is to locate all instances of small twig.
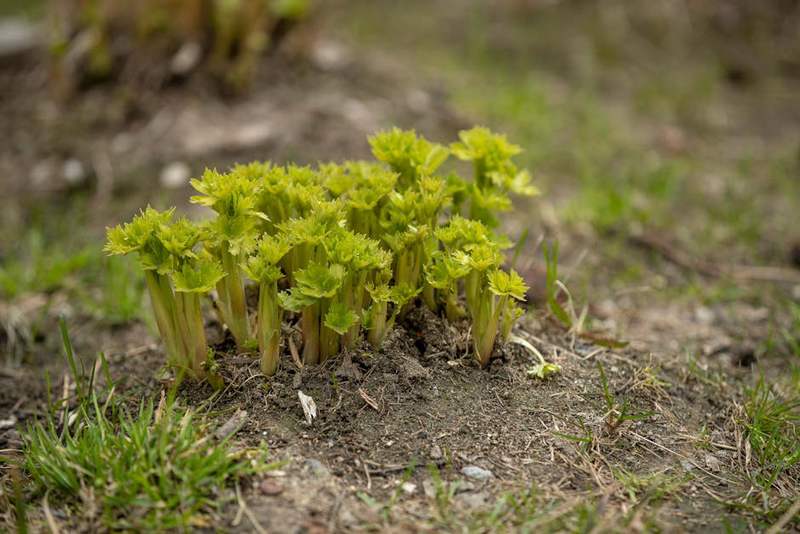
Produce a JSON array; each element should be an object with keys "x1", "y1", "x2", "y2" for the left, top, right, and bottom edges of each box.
[
  {"x1": 234, "y1": 484, "x2": 267, "y2": 534},
  {"x1": 630, "y1": 231, "x2": 800, "y2": 284},
  {"x1": 765, "y1": 498, "x2": 800, "y2": 534},
  {"x1": 628, "y1": 431, "x2": 738, "y2": 486},
  {"x1": 361, "y1": 458, "x2": 372, "y2": 490},
  {"x1": 43, "y1": 491, "x2": 61, "y2": 534},
  {"x1": 288, "y1": 336, "x2": 302, "y2": 369},
  {"x1": 358, "y1": 388, "x2": 380, "y2": 412},
  {"x1": 214, "y1": 410, "x2": 248, "y2": 441}
]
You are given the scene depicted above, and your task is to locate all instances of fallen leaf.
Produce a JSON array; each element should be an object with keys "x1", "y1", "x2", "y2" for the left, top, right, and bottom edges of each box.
[{"x1": 298, "y1": 390, "x2": 317, "y2": 425}]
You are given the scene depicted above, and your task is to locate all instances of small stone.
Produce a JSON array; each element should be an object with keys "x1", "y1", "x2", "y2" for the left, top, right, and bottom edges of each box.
[
  {"x1": 461, "y1": 465, "x2": 493, "y2": 481},
  {"x1": 457, "y1": 491, "x2": 488, "y2": 508},
  {"x1": 704, "y1": 454, "x2": 721, "y2": 472},
  {"x1": 694, "y1": 306, "x2": 714, "y2": 325},
  {"x1": 259, "y1": 479, "x2": 284, "y2": 496},
  {"x1": 311, "y1": 40, "x2": 349, "y2": 71},
  {"x1": 160, "y1": 161, "x2": 191, "y2": 189},
  {"x1": 401, "y1": 482, "x2": 416, "y2": 495},
  {"x1": 422, "y1": 479, "x2": 436, "y2": 499},
  {"x1": 62, "y1": 159, "x2": 86, "y2": 186},
  {"x1": 170, "y1": 41, "x2": 202, "y2": 76},
  {"x1": 406, "y1": 89, "x2": 431, "y2": 113},
  {"x1": 430, "y1": 444, "x2": 443, "y2": 460},
  {"x1": 304, "y1": 458, "x2": 330, "y2": 478},
  {"x1": 0, "y1": 416, "x2": 17, "y2": 429},
  {"x1": 0, "y1": 19, "x2": 39, "y2": 60}
]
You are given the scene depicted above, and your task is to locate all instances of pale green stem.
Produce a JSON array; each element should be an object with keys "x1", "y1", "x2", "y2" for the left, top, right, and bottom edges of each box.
[
  {"x1": 221, "y1": 249, "x2": 249, "y2": 348},
  {"x1": 301, "y1": 302, "x2": 320, "y2": 365},
  {"x1": 145, "y1": 271, "x2": 179, "y2": 367},
  {"x1": 367, "y1": 300, "x2": 388, "y2": 347},
  {"x1": 257, "y1": 280, "x2": 281, "y2": 376}
]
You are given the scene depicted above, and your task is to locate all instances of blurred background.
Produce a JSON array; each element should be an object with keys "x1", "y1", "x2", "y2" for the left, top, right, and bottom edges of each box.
[{"x1": 1, "y1": 0, "x2": 799, "y2": 374}]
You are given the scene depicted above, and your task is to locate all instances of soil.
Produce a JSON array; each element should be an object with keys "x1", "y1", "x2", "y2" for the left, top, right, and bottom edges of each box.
[{"x1": 1, "y1": 2, "x2": 799, "y2": 532}]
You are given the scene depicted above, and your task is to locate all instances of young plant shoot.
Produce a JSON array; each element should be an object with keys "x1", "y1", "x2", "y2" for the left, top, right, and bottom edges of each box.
[
  {"x1": 243, "y1": 234, "x2": 292, "y2": 375},
  {"x1": 191, "y1": 168, "x2": 264, "y2": 348},
  {"x1": 107, "y1": 126, "x2": 538, "y2": 378}
]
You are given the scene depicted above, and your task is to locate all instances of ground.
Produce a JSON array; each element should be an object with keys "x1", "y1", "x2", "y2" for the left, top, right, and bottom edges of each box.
[{"x1": 1, "y1": 1, "x2": 799, "y2": 532}]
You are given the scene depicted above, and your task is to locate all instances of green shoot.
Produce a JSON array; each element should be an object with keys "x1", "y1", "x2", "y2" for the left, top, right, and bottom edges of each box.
[
  {"x1": 105, "y1": 126, "x2": 540, "y2": 377},
  {"x1": 191, "y1": 168, "x2": 265, "y2": 347},
  {"x1": 451, "y1": 126, "x2": 539, "y2": 227},
  {"x1": 472, "y1": 269, "x2": 528, "y2": 367},
  {"x1": 243, "y1": 234, "x2": 292, "y2": 375}
]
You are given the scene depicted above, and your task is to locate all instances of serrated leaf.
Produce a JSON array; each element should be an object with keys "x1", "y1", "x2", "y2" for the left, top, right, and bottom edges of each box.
[
  {"x1": 324, "y1": 302, "x2": 359, "y2": 335},
  {"x1": 487, "y1": 269, "x2": 528, "y2": 300},
  {"x1": 172, "y1": 258, "x2": 225, "y2": 293}
]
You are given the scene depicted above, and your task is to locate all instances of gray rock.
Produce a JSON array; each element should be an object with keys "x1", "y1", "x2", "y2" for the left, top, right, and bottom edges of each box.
[
  {"x1": 457, "y1": 491, "x2": 489, "y2": 509},
  {"x1": 62, "y1": 159, "x2": 86, "y2": 186},
  {"x1": 170, "y1": 41, "x2": 202, "y2": 76},
  {"x1": 0, "y1": 19, "x2": 39, "y2": 60},
  {"x1": 304, "y1": 458, "x2": 330, "y2": 478},
  {"x1": 160, "y1": 161, "x2": 191, "y2": 189},
  {"x1": 461, "y1": 465, "x2": 493, "y2": 481}
]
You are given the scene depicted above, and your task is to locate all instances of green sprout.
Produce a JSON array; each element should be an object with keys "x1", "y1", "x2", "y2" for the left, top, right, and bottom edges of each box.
[
  {"x1": 243, "y1": 234, "x2": 292, "y2": 375},
  {"x1": 280, "y1": 261, "x2": 345, "y2": 364},
  {"x1": 451, "y1": 126, "x2": 540, "y2": 227},
  {"x1": 105, "y1": 209, "x2": 220, "y2": 380},
  {"x1": 369, "y1": 128, "x2": 450, "y2": 189},
  {"x1": 171, "y1": 257, "x2": 225, "y2": 378},
  {"x1": 472, "y1": 269, "x2": 528, "y2": 367},
  {"x1": 191, "y1": 168, "x2": 265, "y2": 348},
  {"x1": 105, "y1": 127, "x2": 540, "y2": 377}
]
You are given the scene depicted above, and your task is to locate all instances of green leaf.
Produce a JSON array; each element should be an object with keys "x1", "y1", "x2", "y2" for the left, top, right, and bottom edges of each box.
[
  {"x1": 527, "y1": 362, "x2": 561, "y2": 379},
  {"x1": 369, "y1": 128, "x2": 449, "y2": 184},
  {"x1": 294, "y1": 262, "x2": 344, "y2": 299},
  {"x1": 324, "y1": 302, "x2": 359, "y2": 335},
  {"x1": 390, "y1": 283, "x2": 421, "y2": 307},
  {"x1": 243, "y1": 234, "x2": 292, "y2": 282},
  {"x1": 487, "y1": 269, "x2": 528, "y2": 300},
  {"x1": 104, "y1": 206, "x2": 174, "y2": 256},
  {"x1": 278, "y1": 289, "x2": 315, "y2": 312},
  {"x1": 365, "y1": 282, "x2": 392, "y2": 303},
  {"x1": 450, "y1": 126, "x2": 521, "y2": 167},
  {"x1": 425, "y1": 252, "x2": 470, "y2": 289},
  {"x1": 159, "y1": 217, "x2": 202, "y2": 258},
  {"x1": 459, "y1": 243, "x2": 503, "y2": 272},
  {"x1": 172, "y1": 258, "x2": 225, "y2": 293}
]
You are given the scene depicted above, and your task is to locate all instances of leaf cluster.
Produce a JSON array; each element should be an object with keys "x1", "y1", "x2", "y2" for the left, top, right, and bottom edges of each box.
[{"x1": 106, "y1": 126, "x2": 539, "y2": 379}]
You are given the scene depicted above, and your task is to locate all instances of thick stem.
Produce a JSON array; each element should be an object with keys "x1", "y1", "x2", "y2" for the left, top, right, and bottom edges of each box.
[
  {"x1": 473, "y1": 295, "x2": 502, "y2": 367},
  {"x1": 465, "y1": 270, "x2": 480, "y2": 316},
  {"x1": 182, "y1": 292, "x2": 208, "y2": 379},
  {"x1": 301, "y1": 302, "x2": 320, "y2": 365},
  {"x1": 319, "y1": 299, "x2": 339, "y2": 362},
  {"x1": 221, "y1": 250, "x2": 249, "y2": 348},
  {"x1": 445, "y1": 289, "x2": 464, "y2": 323},
  {"x1": 145, "y1": 271, "x2": 179, "y2": 367},
  {"x1": 422, "y1": 283, "x2": 438, "y2": 312},
  {"x1": 367, "y1": 300, "x2": 388, "y2": 347},
  {"x1": 257, "y1": 281, "x2": 281, "y2": 376}
]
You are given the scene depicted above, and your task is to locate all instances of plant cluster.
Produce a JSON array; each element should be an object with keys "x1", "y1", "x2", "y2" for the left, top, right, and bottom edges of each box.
[
  {"x1": 49, "y1": 0, "x2": 311, "y2": 95},
  {"x1": 106, "y1": 127, "x2": 538, "y2": 381}
]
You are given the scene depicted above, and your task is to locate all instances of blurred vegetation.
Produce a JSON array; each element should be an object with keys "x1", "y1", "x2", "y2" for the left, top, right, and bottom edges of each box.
[{"x1": 48, "y1": 0, "x2": 311, "y2": 95}]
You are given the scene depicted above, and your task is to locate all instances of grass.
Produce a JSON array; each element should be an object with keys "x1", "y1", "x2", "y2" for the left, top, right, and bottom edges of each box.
[
  {"x1": 0, "y1": 229, "x2": 95, "y2": 299},
  {"x1": 0, "y1": 223, "x2": 145, "y2": 326},
  {"x1": 743, "y1": 377, "x2": 800, "y2": 493},
  {"x1": 24, "y1": 397, "x2": 251, "y2": 531},
  {"x1": 15, "y1": 322, "x2": 261, "y2": 531}
]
